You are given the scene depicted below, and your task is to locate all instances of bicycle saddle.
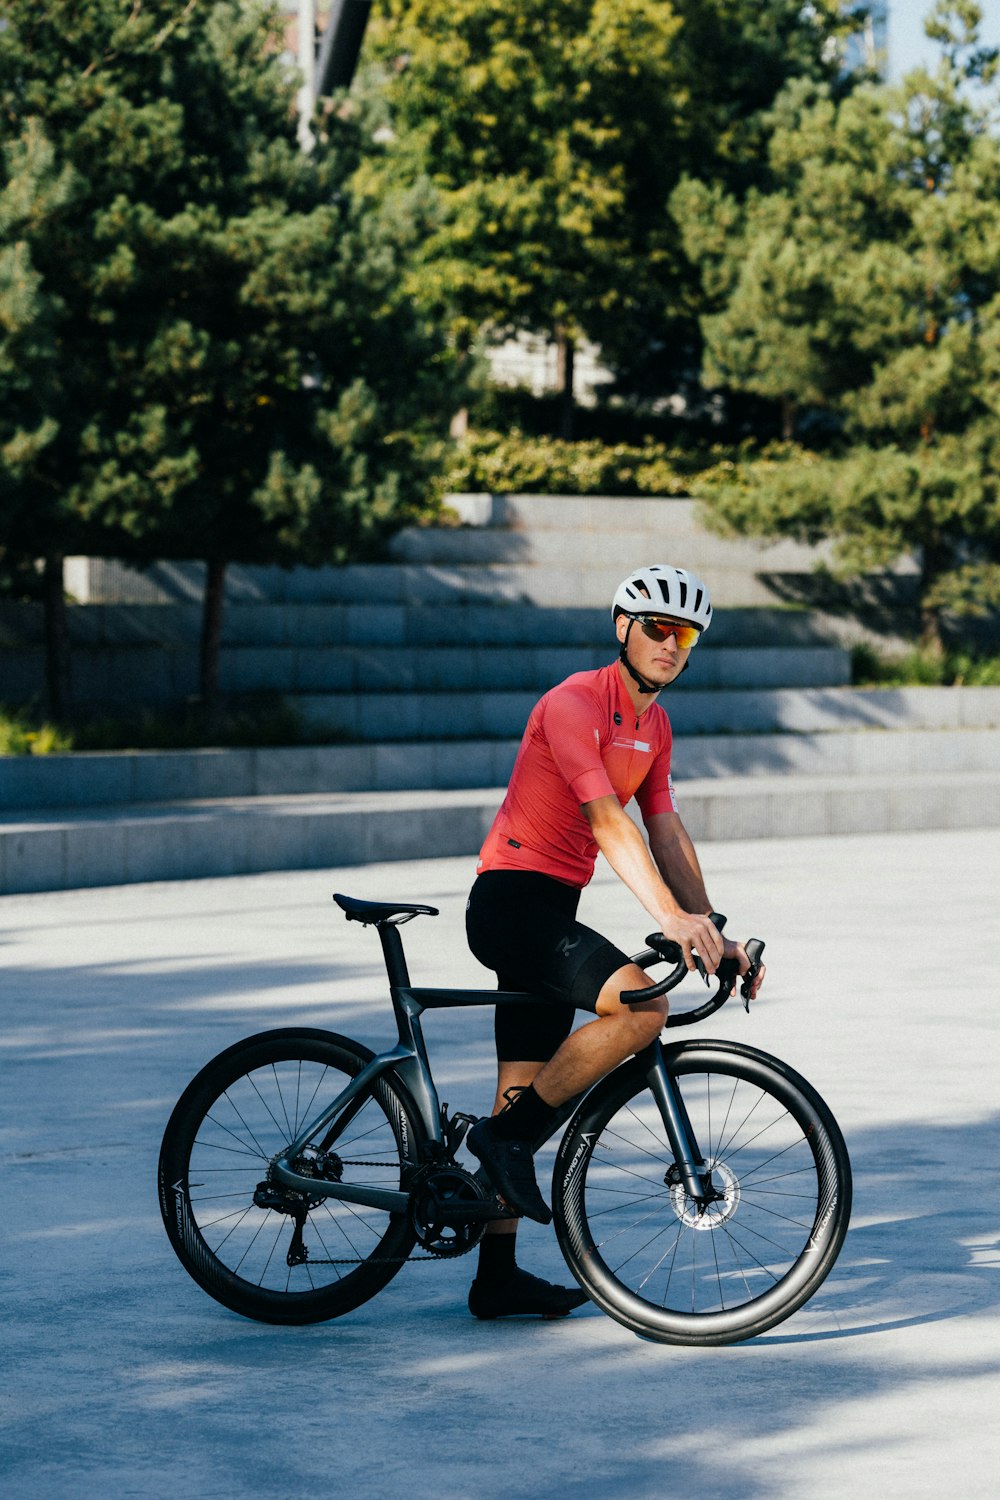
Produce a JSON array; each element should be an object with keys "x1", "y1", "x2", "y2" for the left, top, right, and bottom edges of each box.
[{"x1": 333, "y1": 893, "x2": 439, "y2": 925}]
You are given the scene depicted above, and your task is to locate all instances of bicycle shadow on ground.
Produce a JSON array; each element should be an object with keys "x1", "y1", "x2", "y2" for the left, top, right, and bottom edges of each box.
[
  {"x1": 94, "y1": 1091, "x2": 999, "y2": 1500},
  {"x1": 4, "y1": 965, "x2": 999, "y2": 1500}
]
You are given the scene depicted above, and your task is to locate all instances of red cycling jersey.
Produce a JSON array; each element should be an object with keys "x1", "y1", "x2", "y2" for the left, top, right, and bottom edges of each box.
[{"x1": 477, "y1": 661, "x2": 678, "y2": 889}]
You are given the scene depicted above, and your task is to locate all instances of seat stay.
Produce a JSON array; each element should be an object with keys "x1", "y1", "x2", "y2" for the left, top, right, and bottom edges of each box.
[{"x1": 271, "y1": 1043, "x2": 418, "y2": 1212}]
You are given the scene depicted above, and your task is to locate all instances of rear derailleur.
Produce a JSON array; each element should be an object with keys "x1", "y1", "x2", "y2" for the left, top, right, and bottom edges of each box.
[{"x1": 253, "y1": 1148, "x2": 344, "y2": 1267}]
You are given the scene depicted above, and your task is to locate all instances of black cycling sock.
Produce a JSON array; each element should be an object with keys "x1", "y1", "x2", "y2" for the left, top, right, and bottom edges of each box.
[
  {"x1": 490, "y1": 1084, "x2": 559, "y2": 1144},
  {"x1": 476, "y1": 1233, "x2": 517, "y2": 1284}
]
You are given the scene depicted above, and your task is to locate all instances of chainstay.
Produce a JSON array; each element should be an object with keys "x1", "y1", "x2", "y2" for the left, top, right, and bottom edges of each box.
[
  {"x1": 291, "y1": 1252, "x2": 449, "y2": 1264},
  {"x1": 296, "y1": 1160, "x2": 486, "y2": 1262},
  {"x1": 295, "y1": 1157, "x2": 506, "y2": 1262}
]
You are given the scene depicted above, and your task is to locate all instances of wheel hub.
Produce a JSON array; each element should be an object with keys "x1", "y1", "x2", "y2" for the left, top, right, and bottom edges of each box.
[{"x1": 667, "y1": 1160, "x2": 740, "y2": 1230}]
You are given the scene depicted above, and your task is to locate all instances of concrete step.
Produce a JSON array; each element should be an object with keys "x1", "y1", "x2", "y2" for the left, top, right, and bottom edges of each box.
[
  {"x1": 446, "y1": 494, "x2": 709, "y2": 531},
  {"x1": 674, "y1": 725, "x2": 1000, "y2": 779},
  {"x1": 1, "y1": 642, "x2": 850, "y2": 710},
  {"x1": 63, "y1": 556, "x2": 918, "y2": 609},
  {"x1": 293, "y1": 684, "x2": 1000, "y2": 741},
  {"x1": 4, "y1": 726, "x2": 999, "y2": 813},
  {"x1": 0, "y1": 602, "x2": 851, "y2": 649},
  {"x1": 4, "y1": 768, "x2": 998, "y2": 894},
  {"x1": 229, "y1": 645, "x2": 849, "y2": 695},
  {"x1": 386, "y1": 525, "x2": 834, "y2": 571}
]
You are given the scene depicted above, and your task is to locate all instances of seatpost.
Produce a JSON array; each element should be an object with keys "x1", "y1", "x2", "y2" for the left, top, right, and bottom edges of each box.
[{"x1": 376, "y1": 922, "x2": 411, "y2": 988}]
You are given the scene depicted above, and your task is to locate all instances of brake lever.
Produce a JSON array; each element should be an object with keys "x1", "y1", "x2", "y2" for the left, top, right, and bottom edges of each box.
[{"x1": 740, "y1": 938, "x2": 766, "y2": 1010}]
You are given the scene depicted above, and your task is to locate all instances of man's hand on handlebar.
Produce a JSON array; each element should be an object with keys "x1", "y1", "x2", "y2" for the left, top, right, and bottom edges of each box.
[{"x1": 658, "y1": 911, "x2": 725, "y2": 978}]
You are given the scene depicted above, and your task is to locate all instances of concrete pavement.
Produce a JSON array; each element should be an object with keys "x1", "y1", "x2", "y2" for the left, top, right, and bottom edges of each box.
[{"x1": 1, "y1": 828, "x2": 998, "y2": 1498}]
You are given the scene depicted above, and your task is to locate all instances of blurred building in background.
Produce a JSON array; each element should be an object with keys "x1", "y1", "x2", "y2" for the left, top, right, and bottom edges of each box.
[{"x1": 842, "y1": 1, "x2": 889, "y2": 76}]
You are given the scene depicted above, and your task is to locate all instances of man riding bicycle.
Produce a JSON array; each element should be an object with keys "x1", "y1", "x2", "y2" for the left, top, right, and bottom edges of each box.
[{"x1": 464, "y1": 563, "x2": 766, "y2": 1320}]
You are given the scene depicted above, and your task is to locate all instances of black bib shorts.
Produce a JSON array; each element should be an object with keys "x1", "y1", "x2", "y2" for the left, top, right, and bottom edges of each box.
[{"x1": 466, "y1": 870, "x2": 631, "y2": 1063}]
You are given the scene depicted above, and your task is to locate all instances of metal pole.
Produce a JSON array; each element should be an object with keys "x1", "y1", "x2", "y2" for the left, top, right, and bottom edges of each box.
[
  {"x1": 316, "y1": 0, "x2": 373, "y2": 96},
  {"x1": 297, "y1": 0, "x2": 316, "y2": 150}
]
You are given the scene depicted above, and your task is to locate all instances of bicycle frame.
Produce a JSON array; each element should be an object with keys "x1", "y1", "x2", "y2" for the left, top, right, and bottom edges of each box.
[{"x1": 271, "y1": 918, "x2": 714, "y2": 1212}]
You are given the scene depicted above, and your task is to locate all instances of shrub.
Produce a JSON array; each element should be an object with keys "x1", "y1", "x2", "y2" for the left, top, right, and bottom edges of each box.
[{"x1": 438, "y1": 429, "x2": 749, "y2": 499}]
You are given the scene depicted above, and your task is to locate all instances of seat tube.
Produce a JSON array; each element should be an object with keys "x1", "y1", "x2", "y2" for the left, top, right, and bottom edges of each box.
[
  {"x1": 641, "y1": 1044, "x2": 709, "y2": 1204},
  {"x1": 374, "y1": 923, "x2": 443, "y2": 1146}
]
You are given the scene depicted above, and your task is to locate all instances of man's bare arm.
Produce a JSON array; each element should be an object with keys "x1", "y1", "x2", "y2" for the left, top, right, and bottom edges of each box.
[
  {"x1": 644, "y1": 809, "x2": 712, "y2": 913},
  {"x1": 645, "y1": 809, "x2": 766, "y2": 997},
  {"x1": 582, "y1": 796, "x2": 724, "y2": 973}
]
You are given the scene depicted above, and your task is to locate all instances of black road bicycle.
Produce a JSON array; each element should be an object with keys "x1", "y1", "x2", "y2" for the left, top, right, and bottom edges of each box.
[{"x1": 158, "y1": 894, "x2": 851, "y2": 1347}]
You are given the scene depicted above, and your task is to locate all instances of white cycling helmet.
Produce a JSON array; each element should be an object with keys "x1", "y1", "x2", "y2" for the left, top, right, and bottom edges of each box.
[{"x1": 612, "y1": 564, "x2": 713, "y2": 633}]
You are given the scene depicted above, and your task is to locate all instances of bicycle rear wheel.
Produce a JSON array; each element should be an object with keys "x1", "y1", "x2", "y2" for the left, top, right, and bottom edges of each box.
[
  {"x1": 553, "y1": 1039, "x2": 851, "y2": 1346},
  {"x1": 158, "y1": 1029, "x2": 425, "y2": 1325}
]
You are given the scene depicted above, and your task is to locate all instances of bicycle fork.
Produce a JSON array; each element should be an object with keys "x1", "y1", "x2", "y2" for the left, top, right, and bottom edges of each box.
[{"x1": 640, "y1": 1043, "x2": 715, "y2": 1208}]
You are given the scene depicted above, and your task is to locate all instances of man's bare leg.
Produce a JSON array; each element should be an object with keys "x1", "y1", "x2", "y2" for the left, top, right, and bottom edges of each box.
[
  {"x1": 467, "y1": 964, "x2": 662, "y2": 1226},
  {"x1": 529, "y1": 963, "x2": 662, "y2": 1107}
]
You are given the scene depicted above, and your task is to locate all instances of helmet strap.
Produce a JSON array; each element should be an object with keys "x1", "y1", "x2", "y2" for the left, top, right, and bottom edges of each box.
[
  {"x1": 618, "y1": 619, "x2": 691, "y2": 695},
  {"x1": 619, "y1": 619, "x2": 661, "y2": 695}
]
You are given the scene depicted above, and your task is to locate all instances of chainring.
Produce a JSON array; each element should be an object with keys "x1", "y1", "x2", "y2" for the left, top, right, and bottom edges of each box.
[{"x1": 409, "y1": 1166, "x2": 491, "y2": 1257}]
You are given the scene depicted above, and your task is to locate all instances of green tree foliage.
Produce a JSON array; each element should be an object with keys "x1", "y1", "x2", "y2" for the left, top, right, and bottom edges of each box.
[
  {"x1": 677, "y1": 3, "x2": 1000, "y2": 647},
  {"x1": 353, "y1": 0, "x2": 861, "y2": 427},
  {"x1": 0, "y1": 0, "x2": 462, "y2": 709}
]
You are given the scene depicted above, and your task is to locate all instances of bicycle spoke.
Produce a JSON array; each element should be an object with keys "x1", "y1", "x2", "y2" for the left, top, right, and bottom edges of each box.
[
  {"x1": 557, "y1": 1052, "x2": 848, "y2": 1335},
  {"x1": 163, "y1": 1042, "x2": 419, "y2": 1309}
]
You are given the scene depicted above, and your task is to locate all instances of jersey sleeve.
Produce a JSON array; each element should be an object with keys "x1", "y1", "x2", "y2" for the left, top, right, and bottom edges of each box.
[{"x1": 540, "y1": 683, "x2": 616, "y2": 805}]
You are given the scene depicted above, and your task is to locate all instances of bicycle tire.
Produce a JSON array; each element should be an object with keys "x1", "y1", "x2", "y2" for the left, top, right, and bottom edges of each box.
[
  {"x1": 158, "y1": 1028, "x2": 426, "y2": 1325},
  {"x1": 553, "y1": 1039, "x2": 851, "y2": 1346}
]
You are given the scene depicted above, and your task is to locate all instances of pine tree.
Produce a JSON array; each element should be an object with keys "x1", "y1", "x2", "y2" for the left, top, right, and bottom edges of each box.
[
  {"x1": 676, "y1": 2, "x2": 1000, "y2": 649},
  {"x1": 0, "y1": 0, "x2": 462, "y2": 712},
  {"x1": 352, "y1": 0, "x2": 861, "y2": 435}
]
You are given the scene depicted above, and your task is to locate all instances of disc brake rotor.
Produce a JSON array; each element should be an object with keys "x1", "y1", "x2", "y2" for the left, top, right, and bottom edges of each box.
[{"x1": 669, "y1": 1160, "x2": 740, "y2": 1230}]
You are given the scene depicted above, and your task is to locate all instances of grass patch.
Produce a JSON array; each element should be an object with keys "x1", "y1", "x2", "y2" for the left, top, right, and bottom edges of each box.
[
  {"x1": 0, "y1": 698, "x2": 351, "y2": 755},
  {"x1": 851, "y1": 643, "x2": 1000, "y2": 687},
  {"x1": 0, "y1": 707, "x2": 74, "y2": 756}
]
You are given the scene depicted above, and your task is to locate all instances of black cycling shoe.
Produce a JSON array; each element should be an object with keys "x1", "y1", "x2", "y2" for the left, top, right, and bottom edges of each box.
[
  {"x1": 468, "y1": 1267, "x2": 589, "y2": 1320},
  {"x1": 466, "y1": 1118, "x2": 552, "y2": 1225}
]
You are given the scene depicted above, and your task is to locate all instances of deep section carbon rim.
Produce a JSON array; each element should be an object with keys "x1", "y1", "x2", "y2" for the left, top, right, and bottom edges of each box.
[
  {"x1": 555, "y1": 1042, "x2": 850, "y2": 1344},
  {"x1": 159, "y1": 1031, "x2": 420, "y2": 1321}
]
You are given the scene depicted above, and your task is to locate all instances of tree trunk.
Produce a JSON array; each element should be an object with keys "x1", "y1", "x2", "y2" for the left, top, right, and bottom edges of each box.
[
  {"x1": 42, "y1": 553, "x2": 70, "y2": 720},
  {"x1": 780, "y1": 395, "x2": 796, "y2": 441},
  {"x1": 555, "y1": 324, "x2": 575, "y2": 442},
  {"x1": 919, "y1": 601, "x2": 944, "y2": 655},
  {"x1": 199, "y1": 557, "x2": 226, "y2": 718},
  {"x1": 919, "y1": 539, "x2": 948, "y2": 655}
]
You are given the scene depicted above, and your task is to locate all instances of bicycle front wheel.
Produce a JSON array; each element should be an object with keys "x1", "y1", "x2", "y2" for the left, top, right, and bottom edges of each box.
[
  {"x1": 553, "y1": 1039, "x2": 851, "y2": 1346},
  {"x1": 158, "y1": 1029, "x2": 425, "y2": 1325}
]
